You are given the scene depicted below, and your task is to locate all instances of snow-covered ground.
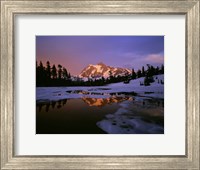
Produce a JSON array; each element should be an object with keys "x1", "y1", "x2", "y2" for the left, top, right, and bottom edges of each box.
[
  {"x1": 36, "y1": 75, "x2": 164, "y2": 102},
  {"x1": 97, "y1": 100, "x2": 164, "y2": 134}
]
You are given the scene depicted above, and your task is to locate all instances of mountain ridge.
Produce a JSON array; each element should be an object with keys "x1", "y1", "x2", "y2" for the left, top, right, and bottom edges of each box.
[{"x1": 79, "y1": 62, "x2": 131, "y2": 79}]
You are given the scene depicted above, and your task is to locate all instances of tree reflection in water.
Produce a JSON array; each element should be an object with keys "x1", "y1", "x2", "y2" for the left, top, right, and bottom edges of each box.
[
  {"x1": 37, "y1": 99, "x2": 68, "y2": 112},
  {"x1": 37, "y1": 97, "x2": 134, "y2": 112}
]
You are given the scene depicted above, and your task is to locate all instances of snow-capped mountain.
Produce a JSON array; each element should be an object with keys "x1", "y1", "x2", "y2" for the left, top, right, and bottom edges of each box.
[{"x1": 79, "y1": 62, "x2": 131, "y2": 78}]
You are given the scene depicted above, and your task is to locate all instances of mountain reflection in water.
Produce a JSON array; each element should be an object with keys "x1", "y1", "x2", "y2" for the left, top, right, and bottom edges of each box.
[
  {"x1": 37, "y1": 96, "x2": 133, "y2": 112},
  {"x1": 82, "y1": 96, "x2": 133, "y2": 107},
  {"x1": 36, "y1": 96, "x2": 164, "y2": 134}
]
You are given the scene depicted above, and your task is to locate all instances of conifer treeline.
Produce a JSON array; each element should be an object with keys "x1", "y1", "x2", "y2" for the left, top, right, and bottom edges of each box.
[
  {"x1": 36, "y1": 61, "x2": 71, "y2": 86},
  {"x1": 36, "y1": 60, "x2": 164, "y2": 87}
]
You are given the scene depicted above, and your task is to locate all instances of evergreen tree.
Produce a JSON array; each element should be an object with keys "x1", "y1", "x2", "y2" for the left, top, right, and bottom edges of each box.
[
  {"x1": 37, "y1": 61, "x2": 47, "y2": 86},
  {"x1": 146, "y1": 64, "x2": 156, "y2": 77},
  {"x1": 131, "y1": 68, "x2": 136, "y2": 79},
  {"x1": 46, "y1": 61, "x2": 51, "y2": 80},
  {"x1": 142, "y1": 66, "x2": 145, "y2": 77},
  {"x1": 156, "y1": 66, "x2": 160, "y2": 75},
  {"x1": 58, "y1": 64, "x2": 62, "y2": 79},
  {"x1": 144, "y1": 76, "x2": 154, "y2": 86},
  {"x1": 36, "y1": 61, "x2": 38, "y2": 77},
  {"x1": 150, "y1": 65, "x2": 155, "y2": 76},
  {"x1": 38, "y1": 61, "x2": 45, "y2": 77},
  {"x1": 144, "y1": 76, "x2": 150, "y2": 86},
  {"x1": 143, "y1": 64, "x2": 155, "y2": 85},
  {"x1": 38, "y1": 61, "x2": 44, "y2": 70},
  {"x1": 109, "y1": 70, "x2": 114, "y2": 82},
  {"x1": 52, "y1": 64, "x2": 57, "y2": 79},
  {"x1": 68, "y1": 72, "x2": 71, "y2": 79},
  {"x1": 36, "y1": 61, "x2": 39, "y2": 85},
  {"x1": 161, "y1": 64, "x2": 164, "y2": 74},
  {"x1": 62, "y1": 67, "x2": 68, "y2": 79},
  {"x1": 137, "y1": 69, "x2": 142, "y2": 78},
  {"x1": 146, "y1": 64, "x2": 151, "y2": 77}
]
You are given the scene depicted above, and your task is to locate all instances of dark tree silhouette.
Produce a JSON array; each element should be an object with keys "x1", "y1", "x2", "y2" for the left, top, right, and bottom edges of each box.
[
  {"x1": 58, "y1": 64, "x2": 62, "y2": 79},
  {"x1": 68, "y1": 72, "x2": 71, "y2": 79},
  {"x1": 131, "y1": 68, "x2": 136, "y2": 79},
  {"x1": 62, "y1": 67, "x2": 68, "y2": 80},
  {"x1": 144, "y1": 76, "x2": 150, "y2": 86},
  {"x1": 109, "y1": 70, "x2": 115, "y2": 83},
  {"x1": 142, "y1": 66, "x2": 145, "y2": 77},
  {"x1": 52, "y1": 64, "x2": 57, "y2": 79},
  {"x1": 156, "y1": 66, "x2": 160, "y2": 75},
  {"x1": 38, "y1": 61, "x2": 46, "y2": 85},
  {"x1": 161, "y1": 64, "x2": 164, "y2": 74},
  {"x1": 137, "y1": 69, "x2": 142, "y2": 78},
  {"x1": 46, "y1": 61, "x2": 51, "y2": 80},
  {"x1": 36, "y1": 60, "x2": 164, "y2": 87}
]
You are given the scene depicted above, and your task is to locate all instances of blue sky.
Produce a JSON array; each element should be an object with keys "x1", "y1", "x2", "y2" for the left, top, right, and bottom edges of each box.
[{"x1": 36, "y1": 36, "x2": 164, "y2": 75}]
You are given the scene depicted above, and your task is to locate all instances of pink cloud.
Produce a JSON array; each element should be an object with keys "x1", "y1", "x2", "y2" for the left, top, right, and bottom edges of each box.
[{"x1": 144, "y1": 54, "x2": 164, "y2": 63}]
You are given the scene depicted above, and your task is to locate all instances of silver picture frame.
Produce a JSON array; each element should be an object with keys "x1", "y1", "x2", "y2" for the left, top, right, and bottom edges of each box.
[{"x1": 1, "y1": 0, "x2": 199, "y2": 169}]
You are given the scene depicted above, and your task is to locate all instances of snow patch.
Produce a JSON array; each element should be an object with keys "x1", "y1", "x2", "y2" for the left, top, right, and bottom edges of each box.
[
  {"x1": 37, "y1": 75, "x2": 164, "y2": 102},
  {"x1": 97, "y1": 100, "x2": 164, "y2": 134}
]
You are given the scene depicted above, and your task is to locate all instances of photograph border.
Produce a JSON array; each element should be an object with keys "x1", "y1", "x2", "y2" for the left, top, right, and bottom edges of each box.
[{"x1": 1, "y1": 0, "x2": 199, "y2": 169}]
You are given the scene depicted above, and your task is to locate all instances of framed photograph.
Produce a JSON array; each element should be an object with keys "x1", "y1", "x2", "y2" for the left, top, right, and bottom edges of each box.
[
  {"x1": 1, "y1": 0, "x2": 199, "y2": 169},
  {"x1": 36, "y1": 35, "x2": 164, "y2": 134}
]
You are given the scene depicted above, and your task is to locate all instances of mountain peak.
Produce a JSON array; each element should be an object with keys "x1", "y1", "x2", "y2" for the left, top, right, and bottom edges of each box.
[{"x1": 79, "y1": 63, "x2": 131, "y2": 79}]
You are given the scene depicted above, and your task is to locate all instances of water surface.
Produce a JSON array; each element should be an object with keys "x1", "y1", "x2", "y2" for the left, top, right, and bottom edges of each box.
[{"x1": 36, "y1": 96, "x2": 164, "y2": 134}]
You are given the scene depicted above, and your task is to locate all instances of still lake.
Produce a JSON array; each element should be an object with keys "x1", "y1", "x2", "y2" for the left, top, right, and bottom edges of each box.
[{"x1": 36, "y1": 96, "x2": 164, "y2": 134}]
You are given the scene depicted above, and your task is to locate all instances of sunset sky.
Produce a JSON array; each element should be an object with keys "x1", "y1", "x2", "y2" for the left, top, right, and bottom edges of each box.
[{"x1": 36, "y1": 36, "x2": 164, "y2": 76}]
